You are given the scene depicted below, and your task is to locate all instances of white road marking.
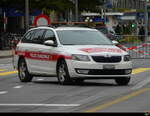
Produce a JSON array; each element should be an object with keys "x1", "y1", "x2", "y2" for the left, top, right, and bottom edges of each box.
[
  {"x1": 0, "y1": 64, "x2": 13, "y2": 67},
  {"x1": 0, "y1": 91, "x2": 8, "y2": 94},
  {"x1": 0, "y1": 104, "x2": 80, "y2": 107},
  {"x1": 37, "y1": 79, "x2": 44, "y2": 81},
  {"x1": 13, "y1": 86, "x2": 23, "y2": 89},
  {"x1": 132, "y1": 77, "x2": 150, "y2": 90}
]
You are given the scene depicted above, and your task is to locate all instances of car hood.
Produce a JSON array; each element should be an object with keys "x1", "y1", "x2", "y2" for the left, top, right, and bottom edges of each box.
[{"x1": 61, "y1": 45, "x2": 128, "y2": 56}]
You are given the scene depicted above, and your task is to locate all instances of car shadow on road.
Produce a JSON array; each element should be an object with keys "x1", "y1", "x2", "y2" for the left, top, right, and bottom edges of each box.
[{"x1": 33, "y1": 80, "x2": 118, "y2": 87}]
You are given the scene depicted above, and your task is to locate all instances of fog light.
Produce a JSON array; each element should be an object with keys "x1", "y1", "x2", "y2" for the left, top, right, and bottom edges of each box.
[
  {"x1": 125, "y1": 69, "x2": 132, "y2": 74},
  {"x1": 76, "y1": 69, "x2": 89, "y2": 74}
]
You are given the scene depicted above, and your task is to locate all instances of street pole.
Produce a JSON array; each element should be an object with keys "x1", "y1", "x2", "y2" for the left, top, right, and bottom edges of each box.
[
  {"x1": 103, "y1": 0, "x2": 106, "y2": 25},
  {"x1": 3, "y1": 11, "x2": 7, "y2": 32},
  {"x1": 144, "y1": 0, "x2": 148, "y2": 41},
  {"x1": 75, "y1": 0, "x2": 78, "y2": 22},
  {"x1": 25, "y1": 0, "x2": 30, "y2": 31}
]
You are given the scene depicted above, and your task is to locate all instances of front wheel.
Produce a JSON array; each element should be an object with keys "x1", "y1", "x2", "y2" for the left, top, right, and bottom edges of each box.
[
  {"x1": 18, "y1": 58, "x2": 33, "y2": 82},
  {"x1": 115, "y1": 77, "x2": 131, "y2": 86},
  {"x1": 57, "y1": 60, "x2": 72, "y2": 85}
]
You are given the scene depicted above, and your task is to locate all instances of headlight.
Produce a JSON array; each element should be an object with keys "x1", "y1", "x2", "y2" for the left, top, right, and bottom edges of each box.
[
  {"x1": 72, "y1": 54, "x2": 90, "y2": 61},
  {"x1": 124, "y1": 55, "x2": 131, "y2": 61}
]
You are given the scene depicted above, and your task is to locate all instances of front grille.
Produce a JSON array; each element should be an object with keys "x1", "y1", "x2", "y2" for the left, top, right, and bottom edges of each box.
[{"x1": 92, "y1": 56, "x2": 122, "y2": 63}]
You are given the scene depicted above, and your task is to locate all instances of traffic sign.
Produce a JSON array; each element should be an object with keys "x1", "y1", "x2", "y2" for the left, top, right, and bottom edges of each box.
[{"x1": 34, "y1": 14, "x2": 51, "y2": 26}]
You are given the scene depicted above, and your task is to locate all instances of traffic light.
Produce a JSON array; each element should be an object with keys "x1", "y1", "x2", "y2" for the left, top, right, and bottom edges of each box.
[{"x1": 131, "y1": 24, "x2": 136, "y2": 28}]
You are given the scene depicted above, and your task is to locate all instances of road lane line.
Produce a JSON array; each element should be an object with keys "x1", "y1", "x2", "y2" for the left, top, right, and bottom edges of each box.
[
  {"x1": 13, "y1": 86, "x2": 23, "y2": 89},
  {"x1": 145, "y1": 111, "x2": 150, "y2": 113},
  {"x1": 0, "y1": 71, "x2": 18, "y2": 76},
  {"x1": 132, "y1": 77, "x2": 150, "y2": 90},
  {"x1": 0, "y1": 104, "x2": 80, "y2": 107},
  {"x1": 37, "y1": 79, "x2": 44, "y2": 81},
  {"x1": 84, "y1": 88, "x2": 150, "y2": 112},
  {"x1": 132, "y1": 68, "x2": 150, "y2": 75},
  {"x1": 0, "y1": 91, "x2": 8, "y2": 95}
]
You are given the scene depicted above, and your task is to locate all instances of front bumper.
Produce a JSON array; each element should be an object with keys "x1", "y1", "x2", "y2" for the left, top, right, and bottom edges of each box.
[{"x1": 66, "y1": 60, "x2": 132, "y2": 79}]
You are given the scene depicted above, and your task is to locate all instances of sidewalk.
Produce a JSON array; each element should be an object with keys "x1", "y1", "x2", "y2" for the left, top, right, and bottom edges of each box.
[{"x1": 0, "y1": 50, "x2": 13, "y2": 58}]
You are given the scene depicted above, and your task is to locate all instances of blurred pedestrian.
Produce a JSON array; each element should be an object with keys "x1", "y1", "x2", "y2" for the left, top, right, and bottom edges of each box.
[
  {"x1": 122, "y1": 24, "x2": 129, "y2": 35},
  {"x1": 115, "y1": 23, "x2": 123, "y2": 35},
  {"x1": 0, "y1": 33, "x2": 2, "y2": 50},
  {"x1": 139, "y1": 26, "x2": 145, "y2": 42}
]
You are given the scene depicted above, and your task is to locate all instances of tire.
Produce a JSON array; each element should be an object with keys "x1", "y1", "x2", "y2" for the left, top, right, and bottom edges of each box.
[
  {"x1": 57, "y1": 60, "x2": 72, "y2": 85},
  {"x1": 18, "y1": 58, "x2": 33, "y2": 82},
  {"x1": 115, "y1": 77, "x2": 130, "y2": 86}
]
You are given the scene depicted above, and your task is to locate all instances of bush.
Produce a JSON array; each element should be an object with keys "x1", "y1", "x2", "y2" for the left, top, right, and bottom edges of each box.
[{"x1": 118, "y1": 36, "x2": 141, "y2": 43}]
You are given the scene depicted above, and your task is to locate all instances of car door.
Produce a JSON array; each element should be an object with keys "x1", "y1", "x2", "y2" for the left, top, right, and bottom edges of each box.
[
  {"x1": 14, "y1": 30, "x2": 35, "y2": 69},
  {"x1": 40, "y1": 29, "x2": 58, "y2": 75},
  {"x1": 22, "y1": 29, "x2": 47, "y2": 74},
  {"x1": 26, "y1": 29, "x2": 58, "y2": 75}
]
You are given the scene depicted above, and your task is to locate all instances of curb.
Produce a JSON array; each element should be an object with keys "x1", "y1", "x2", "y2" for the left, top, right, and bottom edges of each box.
[
  {"x1": 0, "y1": 50, "x2": 13, "y2": 59},
  {"x1": 0, "y1": 55, "x2": 13, "y2": 59}
]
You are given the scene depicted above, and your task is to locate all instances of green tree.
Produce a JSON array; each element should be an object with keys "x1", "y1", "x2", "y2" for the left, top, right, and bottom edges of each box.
[
  {"x1": 0, "y1": 0, "x2": 104, "y2": 13},
  {"x1": 78, "y1": 0, "x2": 104, "y2": 12}
]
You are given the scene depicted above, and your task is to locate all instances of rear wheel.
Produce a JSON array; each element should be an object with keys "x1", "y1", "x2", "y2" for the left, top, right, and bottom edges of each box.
[
  {"x1": 18, "y1": 58, "x2": 33, "y2": 82},
  {"x1": 115, "y1": 77, "x2": 130, "y2": 86},
  {"x1": 57, "y1": 60, "x2": 72, "y2": 85}
]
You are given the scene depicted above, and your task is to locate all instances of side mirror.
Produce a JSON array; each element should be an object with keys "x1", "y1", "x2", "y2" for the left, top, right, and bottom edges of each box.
[
  {"x1": 112, "y1": 40, "x2": 119, "y2": 45},
  {"x1": 44, "y1": 40, "x2": 57, "y2": 47}
]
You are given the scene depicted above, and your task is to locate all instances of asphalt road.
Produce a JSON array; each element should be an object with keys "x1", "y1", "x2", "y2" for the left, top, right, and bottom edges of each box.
[{"x1": 0, "y1": 58, "x2": 150, "y2": 113}]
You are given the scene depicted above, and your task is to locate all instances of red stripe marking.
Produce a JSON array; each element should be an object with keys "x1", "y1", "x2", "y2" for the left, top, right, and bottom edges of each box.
[
  {"x1": 116, "y1": 45, "x2": 128, "y2": 51},
  {"x1": 128, "y1": 46, "x2": 138, "y2": 50},
  {"x1": 138, "y1": 51, "x2": 144, "y2": 53},
  {"x1": 15, "y1": 51, "x2": 72, "y2": 61},
  {"x1": 80, "y1": 48, "x2": 123, "y2": 53},
  {"x1": 141, "y1": 44, "x2": 149, "y2": 47}
]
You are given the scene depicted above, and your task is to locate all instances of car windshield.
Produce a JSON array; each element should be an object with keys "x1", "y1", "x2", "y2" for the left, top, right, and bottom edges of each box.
[{"x1": 56, "y1": 30, "x2": 112, "y2": 45}]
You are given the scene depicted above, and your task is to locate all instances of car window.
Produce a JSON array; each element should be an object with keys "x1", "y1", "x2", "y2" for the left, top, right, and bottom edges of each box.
[
  {"x1": 44, "y1": 30, "x2": 56, "y2": 43},
  {"x1": 31, "y1": 29, "x2": 45, "y2": 44},
  {"x1": 21, "y1": 30, "x2": 35, "y2": 43},
  {"x1": 56, "y1": 30, "x2": 112, "y2": 45}
]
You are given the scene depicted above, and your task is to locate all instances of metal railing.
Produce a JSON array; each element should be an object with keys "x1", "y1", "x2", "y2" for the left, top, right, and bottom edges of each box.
[
  {"x1": 117, "y1": 35, "x2": 150, "y2": 59},
  {"x1": 0, "y1": 32, "x2": 24, "y2": 50}
]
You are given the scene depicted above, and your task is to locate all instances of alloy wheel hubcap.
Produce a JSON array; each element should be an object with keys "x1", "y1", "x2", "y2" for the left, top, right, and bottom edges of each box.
[
  {"x1": 58, "y1": 64, "x2": 66, "y2": 82},
  {"x1": 19, "y1": 62, "x2": 26, "y2": 79}
]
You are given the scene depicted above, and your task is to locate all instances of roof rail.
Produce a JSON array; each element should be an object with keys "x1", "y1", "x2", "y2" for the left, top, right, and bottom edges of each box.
[
  {"x1": 29, "y1": 25, "x2": 56, "y2": 29},
  {"x1": 29, "y1": 22, "x2": 93, "y2": 29}
]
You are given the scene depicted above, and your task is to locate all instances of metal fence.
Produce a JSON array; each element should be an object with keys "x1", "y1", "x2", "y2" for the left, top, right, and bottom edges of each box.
[
  {"x1": 0, "y1": 32, "x2": 24, "y2": 50},
  {"x1": 117, "y1": 35, "x2": 150, "y2": 59}
]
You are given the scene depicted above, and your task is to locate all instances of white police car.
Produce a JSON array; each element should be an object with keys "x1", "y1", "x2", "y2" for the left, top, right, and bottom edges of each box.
[{"x1": 13, "y1": 26, "x2": 132, "y2": 85}]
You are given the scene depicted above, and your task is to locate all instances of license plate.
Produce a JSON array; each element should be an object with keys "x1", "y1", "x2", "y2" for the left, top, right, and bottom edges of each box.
[{"x1": 103, "y1": 65, "x2": 115, "y2": 70}]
